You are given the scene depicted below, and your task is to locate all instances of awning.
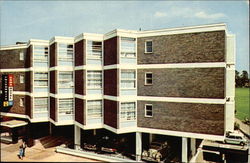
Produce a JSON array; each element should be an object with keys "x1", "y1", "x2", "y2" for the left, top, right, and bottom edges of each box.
[{"x1": 0, "y1": 120, "x2": 28, "y2": 128}]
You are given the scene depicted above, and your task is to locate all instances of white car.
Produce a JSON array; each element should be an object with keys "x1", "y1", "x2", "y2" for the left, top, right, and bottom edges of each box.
[{"x1": 224, "y1": 132, "x2": 247, "y2": 146}]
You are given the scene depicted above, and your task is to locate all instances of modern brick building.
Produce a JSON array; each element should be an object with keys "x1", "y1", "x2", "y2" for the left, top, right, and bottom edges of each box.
[{"x1": 0, "y1": 23, "x2": 235, "y2": 162}]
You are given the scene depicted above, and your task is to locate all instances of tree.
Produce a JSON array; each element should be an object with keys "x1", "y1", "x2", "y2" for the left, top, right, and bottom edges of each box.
[{"x1": 241, "y1": 70, "x2": 249, "y2": 87}]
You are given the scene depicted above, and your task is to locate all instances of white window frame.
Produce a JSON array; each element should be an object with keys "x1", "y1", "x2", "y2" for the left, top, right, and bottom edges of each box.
[
  {"x1": 34, "y1": 97, "x2": 48, "y2": 113},
  {"x1": 19, "y1": 52, "x2": 24, "y2": 60},
  {"x1": 120, "y1": 70, "x2": 136, "y2": 89},
  {"x1": 58, "y1": 98, "x2": 74, "y2": 115},
  {"x1": 87, "y1": 71, "x2": 102, "y2": 89},
  {"x1": 87, "y1": 100, "x2": 102, "y2": 118},
  {"x1": 58, "y1": 71, "x2": 74, "y2": 88},
  {"x1": 120, "y1": 102, "x2": 136, "y2": 121},
  {"x1": 58, "y1": 43, "x2": 74, "y2": 62},
  {"x1": 20, "y1": 98, "x2": 24, "y2": 107},
  {"x1": 33, "y1": 45, "x2": 49, "y2": 63},
  {"x1": 34, "y1": 72, "x2": 48, "y2": 87},
  {"x1": 145, "y1": 104, "x2": 153, "y2": 117},
  {"x1": 120, "y1": 37, "x2": 136, "y2": 58},
  {"x1": 87, "y1": 40, "x2": 102, "y2": 59},
  {"x1": 145, "y1": 72, "x2": 153, "y2": 85},
  {"x1": 20, "y1": 75, "x2": 24, "y2": 84},
  {"x1": 145, "y1": 40, "x2": 153, "y2": 53}
]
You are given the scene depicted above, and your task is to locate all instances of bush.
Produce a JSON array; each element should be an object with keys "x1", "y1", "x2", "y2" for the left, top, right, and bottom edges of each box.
[{"x1": 234, "y1": 122, "x2": 240, "y2": 130}]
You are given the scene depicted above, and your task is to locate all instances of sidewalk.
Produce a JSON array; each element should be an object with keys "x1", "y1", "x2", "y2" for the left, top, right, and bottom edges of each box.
[
  {"x1": 235, "y1": 118, "x2": 250, "y2": 137},
  {"x1": 1, "y1": 138, "x2": 98, "y2": 162}
]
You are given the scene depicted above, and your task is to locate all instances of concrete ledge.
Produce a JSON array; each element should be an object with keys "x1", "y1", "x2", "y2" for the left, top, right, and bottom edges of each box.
[{"x1": 55, "y1": 146, "x2": 138, "y2": 162}]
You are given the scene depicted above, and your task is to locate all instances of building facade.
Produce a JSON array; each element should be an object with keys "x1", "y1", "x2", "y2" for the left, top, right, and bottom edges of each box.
[{"x1": 0, "y1": 23, "x2": 235, "y2": 162}]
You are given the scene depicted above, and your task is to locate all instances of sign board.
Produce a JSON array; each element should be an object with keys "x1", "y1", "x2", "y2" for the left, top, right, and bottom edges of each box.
[{"x1": 1, "y1": 74, "x2": 14, "y2": 107}]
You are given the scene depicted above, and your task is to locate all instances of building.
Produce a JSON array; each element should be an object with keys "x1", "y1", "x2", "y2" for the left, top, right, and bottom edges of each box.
[{"x1": 0, "y1": 23, "x2": 235, "y2": 162}]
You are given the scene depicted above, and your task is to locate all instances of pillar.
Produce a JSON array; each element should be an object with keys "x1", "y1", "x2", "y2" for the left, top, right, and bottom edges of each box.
[
  {"x1": 136, "y1": 132, "x2": 142, "y2": 161},
  {"x1": 93, "y1": 129, "x2": 96, "y2": 136},
  {"x1": 190, "y1": 138, "x2": 196, "y2": 156},
  {"x1": 149, "y1": 133, "x2": 153, "y2": 144},
  {"x1": 74, "y1": 125, "x2": 81, "y2": 150},
  {"x1": 182, "y1": 137, "x2": 188, "y2": 163},
  {"x1": 49, "y1": 123, "x2": 52, "y2": 135}
]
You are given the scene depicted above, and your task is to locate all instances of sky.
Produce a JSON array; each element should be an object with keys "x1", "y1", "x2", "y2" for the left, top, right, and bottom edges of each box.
[{"x1": 0, "y1": 0, "x2": 249, "y2": 71}]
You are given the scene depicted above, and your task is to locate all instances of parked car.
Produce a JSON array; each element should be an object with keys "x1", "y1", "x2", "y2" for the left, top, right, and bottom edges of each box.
[
  {"x1": 142, "y1": 141, "x2": 170, "y2": 162},
  {"x1": 83, "y1": 135, "x2": 117, "y2": 153},
  {"x1": 224, "y1": 132, "x2": 247, "y2": 146}
]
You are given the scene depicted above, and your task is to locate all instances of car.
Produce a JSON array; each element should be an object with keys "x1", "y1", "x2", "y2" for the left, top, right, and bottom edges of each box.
[
  {"x1": 142, "y1": 141, "x2": 169, "y2": 162},
  {"x1": 224, "y1": 132, "x2": 247, "y2": 146}
]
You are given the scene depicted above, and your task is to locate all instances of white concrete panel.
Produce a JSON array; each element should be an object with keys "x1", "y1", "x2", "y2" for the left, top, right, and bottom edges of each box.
[
  {"x1": 225, "y1": 102, "x2": 235, "y2": 132},
  {"x1": 226, "y1": 34, "x2": 236, "y2": 64}
]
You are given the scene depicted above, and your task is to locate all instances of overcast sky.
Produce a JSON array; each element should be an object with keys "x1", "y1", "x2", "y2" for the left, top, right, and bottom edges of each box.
[{"x1": 0, "y1": 1, "x2": 249, "y2": 71}]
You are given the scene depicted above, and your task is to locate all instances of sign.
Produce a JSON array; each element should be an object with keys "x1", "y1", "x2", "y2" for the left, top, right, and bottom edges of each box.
[{"x1": 1, "y1": 74, "x2": 14, "y2": 107}]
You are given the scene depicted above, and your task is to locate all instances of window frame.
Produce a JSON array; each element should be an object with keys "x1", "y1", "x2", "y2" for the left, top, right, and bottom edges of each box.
[
  {"x1": 87, "y1": 100, "x2": 103, "y2": 118},
  {"x1": 58, "y1": 98, "x2": 74, "y2": 115},
  {"x1": 20, "y1": 75, "x2": 24, "y2": 84},
  {"x1": 20, "y1": 98, "x2": 25, "y2": 107},
  {"x1": 34, "y1": 97, "x2": 48, "y2": 113},
  {"x1": 120, "y1": 70, "x2": 136, "y2": 89},
  {"x1": 145, "y1": 40, "x2": 153, "y2": 53},
  {"x1": 145, "y1": 104, "x2": 153, "y2": 117},
  {"x1": 86, "y1": 40, "x2": 102, "y2": 59},
  {"x1": 34, "y1": 72, "x2": 48, "y2": 87},
  {"x1": 145, "y1": 72, "x2": 153, "y2": 85},
  {"x1": 19, "y1": 52, "x2": 24, "y2": 60},
  {"x1": 58, "y1": 71, "x2": 74, "y2": 88},
  {"x1": 120, "y1": 37, "x2": 136, "y2": 58},
  {"x1": 120, "y1": 102, "x2": 136, "y2": 121},
  {"x1": 87, "y1": 71, "x2": 103, "y2": 89}
]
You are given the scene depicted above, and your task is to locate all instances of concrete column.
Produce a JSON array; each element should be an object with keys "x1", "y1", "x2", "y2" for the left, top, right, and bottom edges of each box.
[
  {"x1": 182, "y1": 137, "x2": 188, "y2": 163},
  {"x1": 74, "y1": 125, "x2": 81, "y2": 150},
  {"x1": 93, "y1": 129, "x2": 96, "y2": 136},
  {"x1": 49, "y1": 123, "x2": 52, "y2": 135},
  {"x1": 190, "y1": 138, "x2": 196, "y2": 156},
  {"x1": 136, "y1": 132, "x2": 142, "y2": 161},
  {"x1": 149, "y1": 133, "x2": 153, "y2": 144}
]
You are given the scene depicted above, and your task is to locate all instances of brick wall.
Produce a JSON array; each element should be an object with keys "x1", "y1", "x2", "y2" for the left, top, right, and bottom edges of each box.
[
  {"x1": 75, "y1": 70, "x2": 85, "y2": 95},
  {"x1": 137, "y1": 31, "x2": 225, "y2": 64},
  {"x1": 137, "y1": 68, "x2": 225, "y2": 98},
  {"x1": 137, "y1": 101, "x2": 224, "y2": 135},
  {"x1": 0, "y1": 48, "x2": 28, "y2": 69},
  {"x1": 104, "y1": 69, "x2": 118, "y2": 96},
  {"x1": 74, "y1": 40, "x2": 85, "y2": 66},
  {"x1": 104, "y1": 37, "x2": 119, "y2": 66},
  {"x1": 50, "y1": 97, "x2": 56, "y2": 121},
  {"x1": 104, "y1": 99, "x2": 118, "y2": 129},
  {"x1": 49, "y1": 43, "x2": 57, "y2": 67},
  {"x1": 75, "y1": 98, "x2": 85, "y2": 125},
  {"x1": 49, "y1": 70, "x2": 57, "y2": 94}
]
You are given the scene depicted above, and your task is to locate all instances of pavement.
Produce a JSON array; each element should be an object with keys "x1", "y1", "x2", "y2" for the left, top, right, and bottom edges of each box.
[
  {"x1": 235, "y1": 118, "x2": 250, "y2": 137},
  {"x1": 0, "y1": 136, "x2": 99, "y2": 162}
]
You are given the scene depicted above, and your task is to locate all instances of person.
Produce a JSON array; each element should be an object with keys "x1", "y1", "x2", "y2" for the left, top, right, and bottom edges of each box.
[{"x1": 18, "y1": 139, "x2": 27, "y2": 160}]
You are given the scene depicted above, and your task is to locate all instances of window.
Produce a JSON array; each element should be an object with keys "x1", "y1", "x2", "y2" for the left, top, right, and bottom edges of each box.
[
  {"x1": 87, "y1": 100, "x2": 102, "y2": 118},
  {"x1": 20, "y1": 98, "x2": 24, "y2": 107},
  {"x1": 87, "y1": 41, "x2": 102, "y2": 58},
  {"x1": 33, "y1": 45, "x2": 48, "y2": 63},
  {"x1": 19, "y1": 52, "x2": 24, "y2": 60},
  {"x1": 121, "y1": 37, "x2": 136, "y2": 58},
  {"x1": 145, "y1": 72, "x2": 152, "y2": 85},
  {"x1": 58, "y1": 43, "x2": 73, "y2": 65},
  {"x1": 34, "y1": 72, "x2": 48, "y2": 87},
  {"x1": 34, "y1": 97, "x2": 48, "y2": 112},
  {"x1": 58, "y1": 98, "x2": 73, "y2": 114},
  {"x1": 145, "y1": 41, "x2": 153, "y2": 53},
  {"x1": 20, "y1": 75, "x2": 24, "y2": 84},
  {"x1": 87, "y1": 71, "x2": 102, "y2": 89},
  {"x1": 145, "y1": 104, "x2": 153, "y2": 117},
  {"x1": 121, "y1": 102, "x2": 136, "y2": 121},
  {"x1": 58, "y1": 72, "x2": 73, "y2": 88},
  {"x1": 121, "y1": 70, "x2": 136, "y2": 89}
]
